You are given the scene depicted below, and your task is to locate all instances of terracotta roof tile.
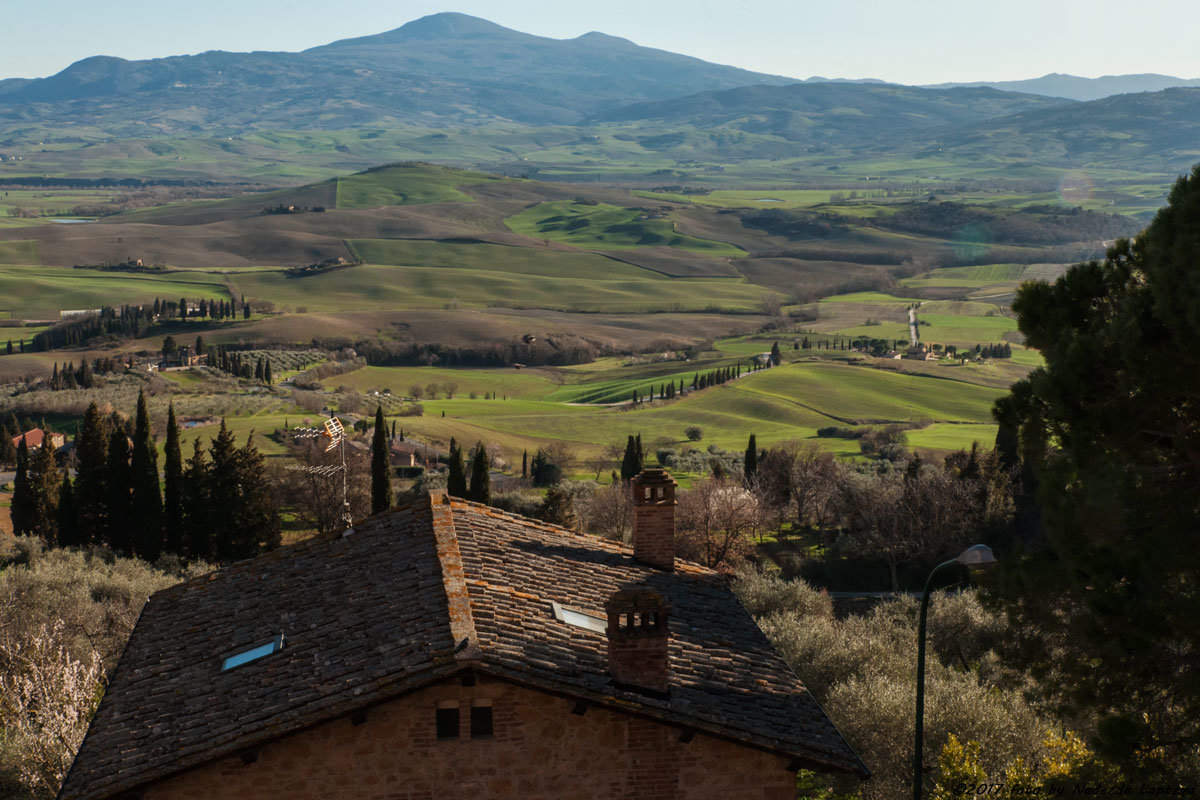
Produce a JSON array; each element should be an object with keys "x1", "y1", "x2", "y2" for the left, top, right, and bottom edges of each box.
[{"x1": 60, "y1": 491, "x2": 866, "y2": 800}]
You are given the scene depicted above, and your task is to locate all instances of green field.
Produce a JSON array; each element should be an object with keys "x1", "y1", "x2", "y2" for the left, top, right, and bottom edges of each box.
[
  {"x1": 334, "y1": 163, "x2": 502, "y2": 208},
  {"x1": 505, "y1": 201, "x2": 744, "y2": 256},
  {"x1": 347, "y1": 239, "x2": 653, "y2": 278},
  {"x1": 0, "y1": 240, "x2": 37, "y2": 266},
  {"x1": 226, "y1": 264, "x2": 767, "y2": 313},
  {"x1": 321, "y1": 365, "x2": 559, "y2": 400},
  {"x1": 0, "y1": 265, "x2": 230, "y2": 312},
  {"x1": 307, "y1": 355, "x2": 1006, "y2": 468}
]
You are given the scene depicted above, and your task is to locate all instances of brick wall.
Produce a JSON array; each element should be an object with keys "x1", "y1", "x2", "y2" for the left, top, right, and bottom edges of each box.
[{"x1": 142, "y1": 675, "x2": 797, "y2": 800}]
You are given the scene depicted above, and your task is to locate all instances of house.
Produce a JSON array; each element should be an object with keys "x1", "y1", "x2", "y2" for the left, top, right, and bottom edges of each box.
[
  {"x1": 58, "y1": 469, "x2": 866, "y2": 800},
  {"x1": 12, "y1": 428, "x2": 65, "y2": 452},
  {"x1": 161, "y1": 345, "x2": 207, "y2": 369},
  {"x1": 390, "y1": 437, "x2": 439, "y2": 468}
]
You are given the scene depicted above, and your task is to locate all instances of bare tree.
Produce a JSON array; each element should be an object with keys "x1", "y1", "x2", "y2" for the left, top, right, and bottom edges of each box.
[
  {"x1": 836, "y1": 466, "x2": 983, "y2": 591},
  {"x1": 540, "y1": 441, "x2": 576, "y2": 474},
  {"x1": 755, "y1": 441, "x2": 842, "y2": 533},
  {"x1": 441, "y1": 382, "x2": 458, "y2": 400},
  {"x1": 578, "y1": 482, "x2": 633, "y2": 542},
  {"x1": 274, "y1": 438, "x2": 371, "y2": 535},
  {"x1": 425, "y1": 383, "x2": 439, "y2": 400},
  {"x1": 408, "y1": 384, "x2": 424, "y2": 400},
  {"x1": 676, "y1": 478, "x2": 758, "y2": 571}
]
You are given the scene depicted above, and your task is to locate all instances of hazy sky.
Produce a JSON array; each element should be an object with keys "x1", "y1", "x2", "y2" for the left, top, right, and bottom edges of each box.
[{"x1": 4, "y1": 0, "x2": 1198, "y2": 83}]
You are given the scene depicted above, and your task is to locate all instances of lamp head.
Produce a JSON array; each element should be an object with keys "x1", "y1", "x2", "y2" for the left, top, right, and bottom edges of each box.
[{"x1": 957, "y1": 544, "x2": 997, "y2": 571}]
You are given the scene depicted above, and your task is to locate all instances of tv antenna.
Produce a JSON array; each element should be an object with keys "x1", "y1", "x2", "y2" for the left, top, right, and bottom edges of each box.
[{"x1": 289, "y1": 412, "x2": 352, "y2": 529}]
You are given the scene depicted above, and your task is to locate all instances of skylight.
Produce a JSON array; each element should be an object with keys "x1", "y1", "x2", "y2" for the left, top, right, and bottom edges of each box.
[
  {"x1": 221, "y1": 635, "x2": 284, "y2": 671},
  {"x1": 551, "y1": 602, "x2": 607, "y2": 634}
]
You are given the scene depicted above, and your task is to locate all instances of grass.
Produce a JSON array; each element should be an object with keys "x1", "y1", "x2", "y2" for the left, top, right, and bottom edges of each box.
[
  {"x1": 735, "y1": 361, "x2": 1004, "y2": 423},
  {"x1": 0, "y1": 265, "x2": 230, "y2": 316},
  {"x1": 505, "y1": 201, "x2": 744, "y2": 256},
  {"x1": 226, "y1": 264, "x2": 768, "y2": 313},
  {"x1": 322, "y1": 365, "x2": 559, "y2": 400},
  {"x1": 333, "y1": 163, "x2": 501, "y2": 209},
  {"x1": 906, "y1": 423, "x2": 999, "y2": 453},
  {"x1": 348, "y1": 239, "x2": 654, "y2": 279},
  {"x1": 0, "y1": 240, "x2": 37, "y2": 266}
]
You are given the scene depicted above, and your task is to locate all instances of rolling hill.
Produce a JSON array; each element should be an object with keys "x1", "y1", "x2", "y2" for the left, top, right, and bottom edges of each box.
[
  {"x1": 0, "y1": 12, "x2": 795, "y2": 135},
  {"x1": 591, "y1": 83, "x2": 1070, "y2": 145},
  {"x1": 925, "y1": 73, "x2": 1200, "y2": 101}
]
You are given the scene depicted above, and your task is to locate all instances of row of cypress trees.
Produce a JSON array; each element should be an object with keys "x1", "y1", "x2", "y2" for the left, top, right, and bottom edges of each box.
[
  {"x1": 445, "y1": 436, "x2": 491, "y2": 503},
  {"x1": 10, "y1": 394, "x2": 279, "y2": 563}
]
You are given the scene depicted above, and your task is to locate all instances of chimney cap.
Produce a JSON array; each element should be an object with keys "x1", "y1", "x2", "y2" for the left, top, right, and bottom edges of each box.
[
  {"x1": 605, "y1": 585, "x2": 671, "y2": 616},
  {"x1": 632, "y1": 468, "x2": 675, "y2": 485}
]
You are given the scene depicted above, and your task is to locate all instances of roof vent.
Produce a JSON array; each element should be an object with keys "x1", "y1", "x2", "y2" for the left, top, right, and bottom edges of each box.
[{"x1": 605, "y1": 585, "x2": 670, "y2": 694}]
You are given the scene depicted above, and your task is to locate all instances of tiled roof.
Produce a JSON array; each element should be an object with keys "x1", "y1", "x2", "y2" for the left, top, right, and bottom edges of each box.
[{"x1": 60, "y1": 492, "x2": 866, "y2": 800}]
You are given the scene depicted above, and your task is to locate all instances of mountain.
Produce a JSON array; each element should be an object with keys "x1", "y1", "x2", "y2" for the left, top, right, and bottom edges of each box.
[
  {"x1": 0, "y1": 12, "x2": 796, "y2": 134},
  {"x1": 924, "y1": 73, "x2": 1200, "y2": 101},
  {"x1": 929, "y1": 87, "x2": 1200, "y2": 170},
  {"x1": 592, "y1": 83, "x2": 1071, "y2": 146}
]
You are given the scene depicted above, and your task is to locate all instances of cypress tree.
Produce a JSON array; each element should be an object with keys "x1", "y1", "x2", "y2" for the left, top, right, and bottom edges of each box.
[
  {"x1": 183, "y1": 439, "x2": 210, "y2": 559},
  {"x1": 447, "y1": 441, "x2": 468, "y2": 498},
  {"x1": 74, "y1": 403, "x2": 109, "y2": 546},
  {"x1": 179, "y1": 297, "x2": 187, "y2": 319},
  {"x1": 208, "y1": 420, "x2": 240, "y2": 560},
  {"x1": 468, "y1": 441, "x2": 490, "y2": 504},
  {"x1": 255, "y1": 358, "x2": 264, "y2": 381},
  {"x1": 636, "y1": 434, "x2": 644, "y2": 465},
  {"x1": 620, "y1": 435, "x2": 642, "y2": 481},
  {"x1": 0, "y1": 426, "x2": 14, "y2": 468},
  {"x1": 229, "y1": 433, "x2": 280, "y2": 558},
  {"x1": 371, "y1": 405, "x2": 391, "y2": 515},
  {"x1": 522, "y1": 449, "x2": 528, "y2": 478},
  {"x1": 131, "y1": 391, "x2": 164, "y2": 561},
  {"x1": 10, "y1": 436, "x2": 32, "y2": 536},
  {"x1": 164, "y1": 403, "x2": 184, "y2": 555},
  {"x1": 26, "y1": 443, "x2": 61, "y2": 545},
  {"x1": 744, "y1": 434, "x2": 758, "y2": 481},
  {"x1": 770, "y1": 341, "x2": 782, "y2": 366},
  {"x1": 58, "y1": 470, "x2": 78, "y2": 547},
  {"x1": 106, "y1": 428, "x2": 132, "y2": 555}
]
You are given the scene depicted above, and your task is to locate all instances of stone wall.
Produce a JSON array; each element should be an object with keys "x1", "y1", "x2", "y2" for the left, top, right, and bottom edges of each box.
[{"x1": 142, "y1": 674, "x2": 797, "y2": 800}]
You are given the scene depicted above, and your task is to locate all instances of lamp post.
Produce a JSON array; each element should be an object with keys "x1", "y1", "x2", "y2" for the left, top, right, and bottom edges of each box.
[{"x1": 913, "y1": 544, "x2": 996, "y2": 800}]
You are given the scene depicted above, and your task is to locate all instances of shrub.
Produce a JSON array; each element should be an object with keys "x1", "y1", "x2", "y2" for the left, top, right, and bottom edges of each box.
[{"x1": 684, "y1": 425, "x2": 703, "y2": 441}]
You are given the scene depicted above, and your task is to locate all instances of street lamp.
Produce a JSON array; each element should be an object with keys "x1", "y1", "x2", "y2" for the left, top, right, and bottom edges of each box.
[{"x1": 913, "y1": 544, "x2": 997, "y2": 800}]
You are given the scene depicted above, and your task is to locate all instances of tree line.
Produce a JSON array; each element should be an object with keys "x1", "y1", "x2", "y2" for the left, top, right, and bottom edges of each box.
[{"x1": 9, "y1": 395, "x2": 279, "y2": 563}]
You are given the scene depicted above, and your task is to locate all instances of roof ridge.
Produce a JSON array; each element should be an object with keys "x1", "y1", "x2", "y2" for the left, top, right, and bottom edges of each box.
[
  {"x1": 427, "y1": 491, "x2": 482, "y2": 663},
  {"x1": 446, "y1": 495, "x2": 723, "y2": 577}
]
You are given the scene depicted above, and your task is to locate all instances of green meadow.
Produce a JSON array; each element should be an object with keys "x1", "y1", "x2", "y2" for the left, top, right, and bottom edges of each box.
[{"x1": 505, "y1": 201, "x2": 744, "y2": 256}]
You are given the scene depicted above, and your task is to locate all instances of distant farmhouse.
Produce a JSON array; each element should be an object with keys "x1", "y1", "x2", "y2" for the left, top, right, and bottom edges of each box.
[
  {"x1": 11, "y1": 428, "x2": 65, "y2": 452},
  {"x1": 59, "y1": 469, "x2": 866, "y2": 800},
  {"x1": 160, "y1": 345, "x2": 207, "y2": 369}
]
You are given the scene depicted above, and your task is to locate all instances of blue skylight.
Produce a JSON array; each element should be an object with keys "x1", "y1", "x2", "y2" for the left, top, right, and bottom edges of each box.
[{"x1": 221, "y1": 635, "x2": 283, "y2": 671}]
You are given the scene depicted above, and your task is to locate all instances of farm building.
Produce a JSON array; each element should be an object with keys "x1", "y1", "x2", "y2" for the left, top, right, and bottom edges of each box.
[
  {"x1": 11, "y1": 428, "x2": 65, "y2": 452},
  {"x1": 161, "y1": 345, "x2": 207, "y2": 369},
  {"x1": 58, "y1": 469, "x2": 866, "y2": 800},
  {"x1": 390, "y1": 437, "x2": 440, "y2": 468}
]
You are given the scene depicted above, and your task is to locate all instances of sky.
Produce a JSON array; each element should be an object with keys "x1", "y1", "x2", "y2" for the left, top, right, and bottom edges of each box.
[{"x1": 4, "y1": 0, "x2": 1199, "y2": 84}]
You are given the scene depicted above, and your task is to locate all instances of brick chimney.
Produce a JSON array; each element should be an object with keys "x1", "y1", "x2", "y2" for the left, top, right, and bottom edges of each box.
[
  {"x1": 605, "y1": 585, "x2": 670, "y2": 694},
  {"x1": 631, "y1": 468, "x2": 676, "y2": 571}
]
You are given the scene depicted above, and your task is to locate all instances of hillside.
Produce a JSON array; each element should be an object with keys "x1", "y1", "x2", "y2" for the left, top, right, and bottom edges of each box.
[
  {"x1": 925, "y1": 72, "x2": 1200, "y2": 101},
  {"x1": 0, "y1": 12, "x2": 795, "y2": 135},
  {"x1": 931, "y1": 87, "x2": 1200, "y2": 170},
  {"x1": 0, "y1": 162, "x2": 1143, "y2": 321},
  {"x1": 591, "y1": 82, "x2": 1069, "y2": 146}
]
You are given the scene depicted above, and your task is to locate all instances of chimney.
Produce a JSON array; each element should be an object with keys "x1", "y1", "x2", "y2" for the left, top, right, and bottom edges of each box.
[
  {"x1": 605, "y1": 585, "x2": 670, "y2": 694},
  {"x1": 631, "y1": 468, "x2": 676, "y2": 571}
]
